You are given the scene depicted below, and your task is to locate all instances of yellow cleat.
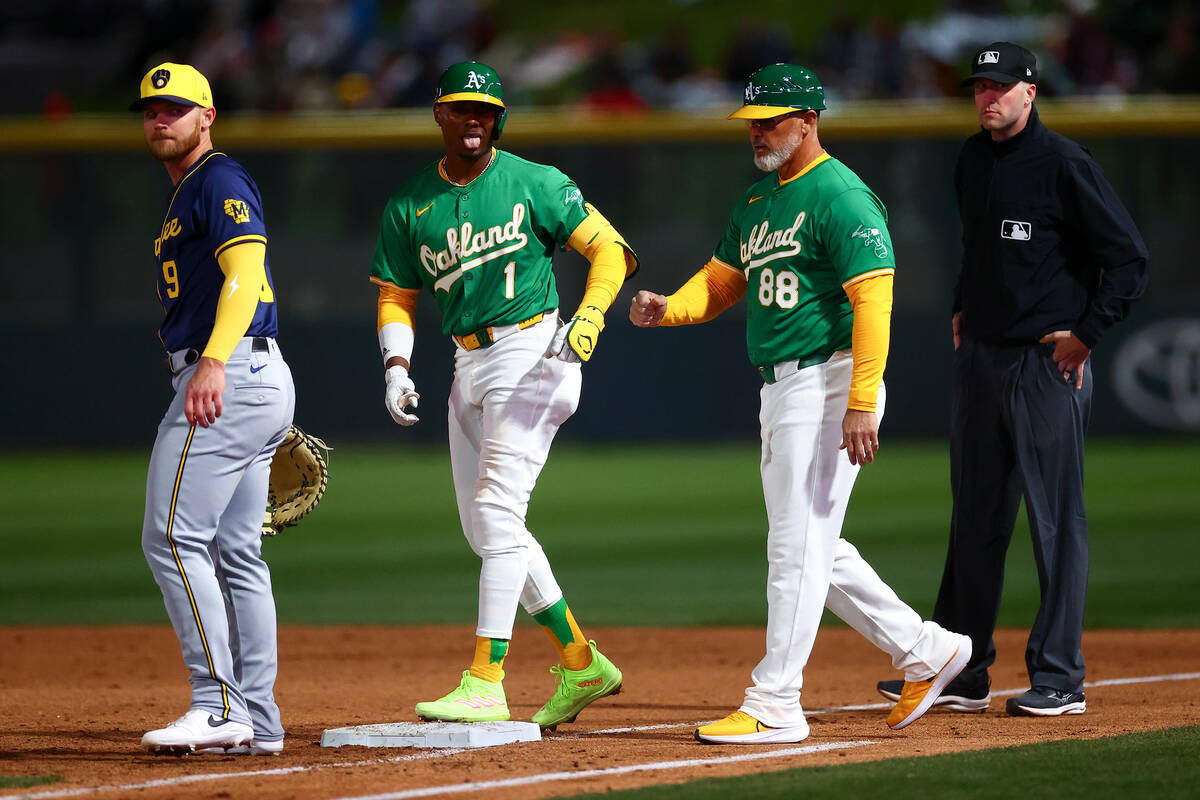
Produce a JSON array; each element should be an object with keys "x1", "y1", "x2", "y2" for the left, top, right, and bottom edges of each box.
[
  {"x1": 887, "y1": 634, "x2": 973, "y2": 730},
  {"x1": 694, "y1": 710, "x2": 809, "y2": 744}
]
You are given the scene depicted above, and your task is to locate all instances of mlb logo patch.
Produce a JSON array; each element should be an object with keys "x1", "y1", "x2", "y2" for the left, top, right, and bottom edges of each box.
[
  {"x1": 979, "y1": 51, "x2": 1000, "y2": 65},
  {"x1": 1002, "y1": 220, "x2": 1031, "y2": 240}
]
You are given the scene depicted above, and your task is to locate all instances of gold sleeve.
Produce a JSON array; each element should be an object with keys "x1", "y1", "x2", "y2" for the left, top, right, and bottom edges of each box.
[
  {"x1": 567, "y1": 203, "x2": 639, "y2": 316},
  {"x1": 659, "y1": 258, "x2": 747, "y2": 326},
  {"x1": 375, "y1": 281, "x2": 420, "y2": 330},
  {"x1": 843, "y1": 271, "x2": 895, "y2": 412},
  {"x1": 201, "y1": 241, "x2": 267, "y2": 363}
]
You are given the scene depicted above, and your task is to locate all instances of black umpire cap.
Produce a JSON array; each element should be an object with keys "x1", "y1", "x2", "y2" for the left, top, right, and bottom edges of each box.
[{"x1": 961, "y1": 42, "x2": 1038, "y2": 87}]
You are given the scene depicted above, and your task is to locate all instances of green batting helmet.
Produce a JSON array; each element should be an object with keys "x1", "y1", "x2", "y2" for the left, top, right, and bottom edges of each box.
[
  {"x1": 729, "y1": 63, "x2": 826, "y2": 119},
  {"x1": 435, "y1": 61, "x2": 507, "y2": 139}
]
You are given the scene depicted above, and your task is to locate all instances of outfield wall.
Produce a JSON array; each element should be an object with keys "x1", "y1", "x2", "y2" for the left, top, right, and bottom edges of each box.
[{"x1": 2, "y1": 99, "x2": 1198, "y2": 445}]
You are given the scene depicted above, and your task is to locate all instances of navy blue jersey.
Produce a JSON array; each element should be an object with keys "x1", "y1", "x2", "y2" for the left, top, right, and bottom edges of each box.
[{"x1": 154, "y1": 151, "x2": 279, "y2": 351}]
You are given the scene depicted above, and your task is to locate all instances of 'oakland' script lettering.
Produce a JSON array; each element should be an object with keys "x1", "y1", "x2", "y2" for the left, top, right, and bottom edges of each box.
[
  {"x1": 741, "y1": 212, "x2": 806, "y2": 269},
  {"x1": 419, "y1": 203, "x2": 529, "y2": 279}
]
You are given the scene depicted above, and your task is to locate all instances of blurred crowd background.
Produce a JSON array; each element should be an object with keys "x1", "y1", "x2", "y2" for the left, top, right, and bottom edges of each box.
[
  {"x1": 4, "y1": 0, "x2": 1199, "y2": 445},
  {"x1": 3, "y1": 0, "x2": 1199, "y2": 116}
]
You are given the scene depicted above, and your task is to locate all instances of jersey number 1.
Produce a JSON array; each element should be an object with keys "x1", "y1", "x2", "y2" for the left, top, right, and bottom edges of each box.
[{"x1": 503, "y1": 261, "x2": 515, "y2": 299}]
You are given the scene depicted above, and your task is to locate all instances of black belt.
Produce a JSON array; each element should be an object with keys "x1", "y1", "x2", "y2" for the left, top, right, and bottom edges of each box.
[{"x1": 166, "y1": 337, "x2": 269, "y2": 375}]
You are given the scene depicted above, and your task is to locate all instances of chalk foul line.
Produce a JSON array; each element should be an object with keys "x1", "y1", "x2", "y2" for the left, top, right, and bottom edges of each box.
[{"x1": 4, "y1": 670, "x2": 1198, "y2": 799}]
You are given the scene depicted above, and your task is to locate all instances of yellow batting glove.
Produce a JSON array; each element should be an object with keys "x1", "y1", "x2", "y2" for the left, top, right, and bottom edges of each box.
[{"x1": 550, "y1": 305, "x2": 605, "y2": 363}]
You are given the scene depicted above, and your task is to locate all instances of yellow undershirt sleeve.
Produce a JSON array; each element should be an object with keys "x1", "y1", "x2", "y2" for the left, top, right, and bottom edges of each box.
[
  {"x1": 202, "y1": 241, "x2": 267, "y2": 363},
  {"x1": 843, "y1": 272, "x2": 895, "y2": 412},
  {"x1": 660, "y1": 258, "x2": 747, "y2": 326},
  {"x1": 375, "y1": 281, "x2": 420, "y2": 330},
  {"x1": 567, "y1": 204, "x2": 639, "y2": 316}
]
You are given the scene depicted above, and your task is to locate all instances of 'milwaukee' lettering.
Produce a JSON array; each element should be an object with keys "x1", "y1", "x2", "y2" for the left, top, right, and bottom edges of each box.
[
  {"x1": 741, "y1": 211, "x2": 806, "y2": 269},
  {"x1": 155, "y1": 217, "x2": 182, "y2": 257},
  {"x1": 420, "y1": 203, "x2": 529, "y2": 282}
]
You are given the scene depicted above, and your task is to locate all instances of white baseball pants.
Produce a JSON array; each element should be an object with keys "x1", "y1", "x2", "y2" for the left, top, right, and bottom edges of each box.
[
  {"x1": 447, "y1": 312, "x2": 581, "y2": 639},
  {"x1": 740, "y1": 349, "x2": 960, "y2": 728}
]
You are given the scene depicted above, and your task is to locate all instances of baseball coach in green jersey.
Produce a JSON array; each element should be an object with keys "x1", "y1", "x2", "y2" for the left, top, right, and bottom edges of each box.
[
  {"x1": 369, "y1": 61, "x2": 635, "y2": 729},
  {"x1": 630, "y1": 64, "x2": 971, "y2": 744},
  {"x1": 133, "y1": 63, "x2": 294, "y2": 755}
]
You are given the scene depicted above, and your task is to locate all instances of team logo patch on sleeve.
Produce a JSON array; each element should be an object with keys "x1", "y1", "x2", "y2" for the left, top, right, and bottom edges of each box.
[
  {"x1": 1002, "y1": 220, "x2": 1031, "y2": 240},
  {"x1": 223, "y1": 199, "x2": 251, "y2": 224},
  {"x1": 851, "y1": 224, "x2": 889, "y2": 258},
  {"x1": 563, "y1": 188, "x2": 583, "y2": 207}
]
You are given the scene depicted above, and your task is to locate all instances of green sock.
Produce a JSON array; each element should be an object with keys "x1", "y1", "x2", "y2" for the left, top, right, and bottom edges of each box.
[{"x1": 533, "y1": 598, "x2": 592, "y2": 671}]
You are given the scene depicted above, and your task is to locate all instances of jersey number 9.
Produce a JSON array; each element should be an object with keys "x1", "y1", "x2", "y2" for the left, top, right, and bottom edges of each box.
[{"x1": 162, "y1": 260, "x2": 180, "y2": 299}]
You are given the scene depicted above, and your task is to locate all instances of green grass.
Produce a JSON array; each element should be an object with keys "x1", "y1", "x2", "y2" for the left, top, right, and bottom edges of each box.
[
  {"x1": 1, "y1": 441, "x2": 1197, "y2": 626},
  {"x1": 0, "y1": 775, "x2": 62, "y2": 788},
  {"x1": 564, "y1": 726, "x2": 1200, "y2": 799}
]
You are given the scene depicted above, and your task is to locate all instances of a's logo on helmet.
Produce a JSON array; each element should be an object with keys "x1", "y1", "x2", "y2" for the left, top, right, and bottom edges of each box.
[
  {"x1": 465, "y1": 70, "x2": 487, "y2": 90},
  {"x1": 979, "y1": 51, "x2": 1000, "y2": 65},
  {"x1": 745, "y1": 81, "x2": 762, "y2": 102},
  {"x1": 152, "y1": 68, "x2": 171, "y2": 89}
]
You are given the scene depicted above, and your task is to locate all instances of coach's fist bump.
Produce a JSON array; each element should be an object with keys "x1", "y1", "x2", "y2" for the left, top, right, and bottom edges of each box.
[{"x1": 630, "y1": 291, "x2": 668, "y2": 327}]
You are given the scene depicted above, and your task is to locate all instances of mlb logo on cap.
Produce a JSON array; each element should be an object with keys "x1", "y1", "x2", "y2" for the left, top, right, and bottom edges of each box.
[{"x1": 961, "y1": 41, "x2": 1039, "y2": 87}]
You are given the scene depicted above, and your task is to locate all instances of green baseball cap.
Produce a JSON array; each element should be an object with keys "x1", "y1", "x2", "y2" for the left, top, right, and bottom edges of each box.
[
  {"x1": 130, "y1": 62, "x2": 213, "y2": 111},
  {"x1": 434, "y1": 61, "x2": 507, "y2": 138},
  {"x1": 729, "y1": 63, "x2": 825, "y2": 119}
]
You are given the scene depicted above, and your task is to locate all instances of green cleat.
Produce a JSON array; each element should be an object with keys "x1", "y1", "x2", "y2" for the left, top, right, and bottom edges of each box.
[
  {"x1": 415, "y1": 670, "x2": 510, "y2": 722},
  {"x1": 531, "y1": 641, "x2": 623, "y2": 730}
]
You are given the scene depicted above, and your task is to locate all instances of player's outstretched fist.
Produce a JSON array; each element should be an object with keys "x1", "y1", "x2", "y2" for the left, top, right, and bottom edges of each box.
[{"x1": 630, "y1": 291, "x2": 668, "y2": 328}]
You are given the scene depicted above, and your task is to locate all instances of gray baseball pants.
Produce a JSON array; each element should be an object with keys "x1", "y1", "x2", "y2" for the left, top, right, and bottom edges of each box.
[{"x1": 142, "y1": 336, "x2": 294, "y2": 743}]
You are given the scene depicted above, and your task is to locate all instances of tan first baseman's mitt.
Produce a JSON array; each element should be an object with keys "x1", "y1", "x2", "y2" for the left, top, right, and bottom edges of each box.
[{"x1": 262, "y1": 425, "x2": 330, "y2": 536}]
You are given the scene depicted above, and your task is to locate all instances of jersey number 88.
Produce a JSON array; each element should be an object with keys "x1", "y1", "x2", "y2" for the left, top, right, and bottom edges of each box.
[{"x1": 757, "y1": 268, "x2": 799, "y2": 309}]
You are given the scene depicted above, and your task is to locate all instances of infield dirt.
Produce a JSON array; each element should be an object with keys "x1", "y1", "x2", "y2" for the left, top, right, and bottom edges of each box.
[{"x1": 1, "y1": 626, "x2": 1198, "y2": 799}]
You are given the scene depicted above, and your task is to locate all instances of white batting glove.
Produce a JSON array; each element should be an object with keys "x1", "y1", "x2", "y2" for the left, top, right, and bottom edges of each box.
[
  {"x1": 545, "y1": 322, "x2": 580, "y2": 363},
  {"x1": 384, "y1": 365, "x2": 420, "y2": 426}
]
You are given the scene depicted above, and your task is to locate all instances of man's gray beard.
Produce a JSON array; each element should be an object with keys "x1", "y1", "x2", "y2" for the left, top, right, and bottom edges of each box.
[{"x1": 753, "y1": 130, "x2": 802, "y2": 172}]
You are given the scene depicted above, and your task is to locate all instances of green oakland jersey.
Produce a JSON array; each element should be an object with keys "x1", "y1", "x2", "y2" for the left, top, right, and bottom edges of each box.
[
  {"x1": 712, "y1": 152, "x2": 895, "y2": 368},
  {"x1": 370, "y1": 149, "x2": 590, "y2": 336}
]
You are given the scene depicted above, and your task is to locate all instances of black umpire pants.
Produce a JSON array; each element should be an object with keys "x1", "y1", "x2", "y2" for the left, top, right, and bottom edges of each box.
[{"x1": 932, "y1": 335, "x2": 1092, "y2": 693}]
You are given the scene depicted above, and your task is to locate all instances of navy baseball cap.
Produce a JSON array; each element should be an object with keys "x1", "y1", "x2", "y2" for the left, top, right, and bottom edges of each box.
[{"x1": 961, "y1": 42, "x2": 1038, "y2": 87}]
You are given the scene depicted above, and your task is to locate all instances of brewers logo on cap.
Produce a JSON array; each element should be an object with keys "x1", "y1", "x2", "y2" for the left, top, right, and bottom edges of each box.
[{"x1": 130, "y1": 62, "x2": 213, "y2": 111}]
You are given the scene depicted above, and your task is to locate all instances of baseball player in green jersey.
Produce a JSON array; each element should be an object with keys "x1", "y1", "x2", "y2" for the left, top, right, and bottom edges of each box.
[
  {"x1": 630, "y1": 64, "x2": 971, "y2": 744},
  {"x1": 369, "y1": 61, "x2": 634, "y2": 729}
]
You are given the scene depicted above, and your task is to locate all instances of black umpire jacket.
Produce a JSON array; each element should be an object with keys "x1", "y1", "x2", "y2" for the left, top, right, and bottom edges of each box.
[{"x1": 953, "y1": 106, "x2": 1149, "y2": 349}]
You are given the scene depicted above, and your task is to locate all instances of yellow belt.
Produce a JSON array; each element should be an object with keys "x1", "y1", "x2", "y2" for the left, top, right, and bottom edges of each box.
[{"x1": 454, "y1": 312, "x2": 545, "y2": 351}]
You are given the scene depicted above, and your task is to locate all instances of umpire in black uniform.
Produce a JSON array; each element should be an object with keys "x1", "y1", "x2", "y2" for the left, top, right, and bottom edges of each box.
[{"x1": 878, "y1": 42, "x2": 1149, "y2": 717}]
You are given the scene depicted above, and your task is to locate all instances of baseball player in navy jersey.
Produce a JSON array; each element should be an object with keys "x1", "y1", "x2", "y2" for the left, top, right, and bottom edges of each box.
[
  {"x1": 133, "y1": 63, "x2": 294, "y2": 755},
  {"x1": 370, "y1": 61, "x2": 633, "y2": 729},
  {"x1": 631, "y1": 64, "x2": 971, "y2": 744}
]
